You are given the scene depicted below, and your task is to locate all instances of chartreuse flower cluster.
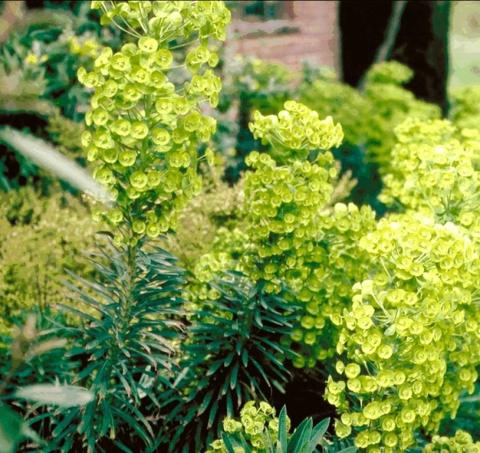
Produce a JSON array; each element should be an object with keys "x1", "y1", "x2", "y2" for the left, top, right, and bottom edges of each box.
[
  {"x1": 205, "y1": 401, "x2": 288, "y2": 453},
  {"x1": 244, "y1": 101, "x2": 342, "y2": 270},
  {"x1": 299, "y1": 61, "x2": 440, "y2": 173},
  {"x1": 244, "y1": 102, "x2": 342, "y2": 293},
  {"x1": 449, "y1": 85, "x2": 480, "y2": 133},
  {"x1": 423, "y1": 430, "x2": 480, "y2": 453},
  {"x1": 244, "y1": 147, "x2": 336, "y2": 293},
  {"x1": 380, "y1": 118, "x2": 480, "y2": 232},
  {"x1": 363, "y1": 61, "x2": 440, "y2": 171},
  {"x1": 244, "y1": 101, "x2": 374, "y2": 366},
  {"x1": 327, "y1": 214, "x2": 480, "y2": 452},
  {"x1": 248, "y1": 101, "x2": 343, "y2": 164},
  {"x1": 78, "y1": 1, "x2": 230, "y2": 242},
  {"x1": 283, "y1": 202, "x2": 376, "y2": 366}
]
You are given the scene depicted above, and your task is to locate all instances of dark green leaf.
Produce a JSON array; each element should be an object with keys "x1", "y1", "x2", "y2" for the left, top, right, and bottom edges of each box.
[
  {"x1": 307, "y1": 418, "x2": 330, "y2": 452},
  {"x1": 278, "y1": 406, "x2": 288, "y2": 453},
  {"x1": 0, "y1": 405, "x2": 23, "y2": 453}
]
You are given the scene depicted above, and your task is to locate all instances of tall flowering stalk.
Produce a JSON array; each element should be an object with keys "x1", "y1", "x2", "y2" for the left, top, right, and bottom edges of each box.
[{"x1": 79, "y1": 0, "x2": 230, "y2": 243}]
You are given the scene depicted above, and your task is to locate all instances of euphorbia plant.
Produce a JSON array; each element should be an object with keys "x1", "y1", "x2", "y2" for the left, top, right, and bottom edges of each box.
[
  {"x1": 63, "y1": 1, "x2": 231, "y2": 451},
  {"x1": 79, "y1": 0, "x2": 230, "y2": 244},
  {"x1": 243, "y1": 101, "x2": 375, "y2": 367},
  {"x1": 327, "y1": 117, "x2": 480, "y2": 451},
  {"x1": 327, "y1": 213, "x2": 480, "y2": 451}
]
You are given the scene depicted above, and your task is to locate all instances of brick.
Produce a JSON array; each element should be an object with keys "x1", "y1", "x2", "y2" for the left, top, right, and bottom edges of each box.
[{"x1": 226, "y1": 0, "x2": 339, "y2": 72}]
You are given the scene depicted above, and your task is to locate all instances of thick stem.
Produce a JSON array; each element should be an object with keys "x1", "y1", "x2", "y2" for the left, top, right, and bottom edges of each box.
[{"x1": 113, "y1": 240, "x2": 138, "y2": 359}]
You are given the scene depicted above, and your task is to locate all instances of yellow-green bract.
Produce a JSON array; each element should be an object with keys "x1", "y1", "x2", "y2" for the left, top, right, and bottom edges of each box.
[
  {"x1": 78, "y1": 1, "x2": 230, "y2": 243},
  {"x1": 205, "y1": 401, "x2": 287, "y2": 453}
]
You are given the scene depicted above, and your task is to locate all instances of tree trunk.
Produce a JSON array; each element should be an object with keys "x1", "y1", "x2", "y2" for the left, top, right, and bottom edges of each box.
[{"x1": 339, "y1": 0, "x2": 451, "y2": 113}]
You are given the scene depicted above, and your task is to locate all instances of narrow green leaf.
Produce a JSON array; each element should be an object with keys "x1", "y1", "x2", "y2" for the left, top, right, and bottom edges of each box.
[
  {"x1": 221, "y1": 433, "x2": 236, "y2": 453},
  {"x1": 241, "y1": 349, "x2": 249, "y2": 367},
  {"x1": 278, "y1": 406, "x2": 288, "y2": 453},
  {"x1": 0, "y1": 405, "x2": 23, "y2": 453},
  {"x1": 288, "y1": 418, "x2": 312, "y2": 453},
  {"x1": 207, "y1": 400, "x2": 219, "y2": 429},
  {"x1": 198, "y1": 391, "x2": 213, "y2": 416},
  {"x1": 230, "y1": 362, "x2": 240, "y2": 390},
  {"x1": 306, "y1": 418, "x2": 330, "y2": 452}
]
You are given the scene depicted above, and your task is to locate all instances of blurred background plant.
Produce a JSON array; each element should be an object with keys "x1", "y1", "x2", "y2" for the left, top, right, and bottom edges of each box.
[
  {"x1": 0, "y1": 187, "x2": 97, "y2": 342},
  {"x1": 0, "y1": 0, "x2": 119, "y2": 191},
  {"x1": 0, "y1": 315, "x2": 93, "y2": 453}
]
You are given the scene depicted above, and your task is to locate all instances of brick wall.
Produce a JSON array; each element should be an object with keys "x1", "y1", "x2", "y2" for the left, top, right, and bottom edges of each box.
[{"x1": 227, "y1": 1, "x2": 340, "y2": 72}]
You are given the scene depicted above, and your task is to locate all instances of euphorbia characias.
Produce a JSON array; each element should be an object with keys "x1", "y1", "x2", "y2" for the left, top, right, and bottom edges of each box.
[
  {"x1": 244, "y1": 101, "x2": 343, "y2": 294},
  {"x1": 205, "y1": 401, "x2": 286, "y2": 452},
  {"x1": 244, "y1": 101, "x2": 353, "y2": 365},
  {"x1": 68, "y1": 1, "x2": 480, "y2": 451},
  {"x1": 327, "y1": 213, "x2": 480, "y2": 451},
  {"x1": 78, "y1": 0, "x2": 230, "y2": 243},
  {"x1": 380, "y1": 118, "x2": 480, "y2": 236}
]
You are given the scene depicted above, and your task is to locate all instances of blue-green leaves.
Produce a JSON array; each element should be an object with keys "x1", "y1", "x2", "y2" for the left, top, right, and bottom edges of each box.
[
  {"x1": 54, "y1": 240, "x2": 185, "y2": 451},
  {"x1": 169, "y1": 274, "x2": 301, "y2": 452}
]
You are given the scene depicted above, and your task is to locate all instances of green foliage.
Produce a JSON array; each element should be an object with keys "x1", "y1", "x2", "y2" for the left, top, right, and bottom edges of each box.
[
  {"x1": 0, "y1": 188, "x2": 96, "y2": 338},
  {"x1": 50, "y1": 240, "x2": 185, "y2": 452},
  {"x1": 169, "y1": 274, "x2": 299, "y2": 452},
  {"x1": 0, "y1": 316, "x2": 92, "y2": 453},
  {"x1": 449, "y1": 85, "x2": 480, "y2": 132},
  {"x1": 219, "y1": 56, "x2": 294, "y2": 181},
  {"x1": 0, "y1": 2, "x2": 118, "y2": 190},
  {"x1": 80, "y1": 0, "x2": 230, "y2": 242},
  {"x1": 205, "y1": 402, "x2": 353, "y2": 453},
  {"x1": 424, "y1": 430, "x2": 480, "y2": 452},
  {"x1": 0, "y1": 2, "x2": 118, "y2": 120}
]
